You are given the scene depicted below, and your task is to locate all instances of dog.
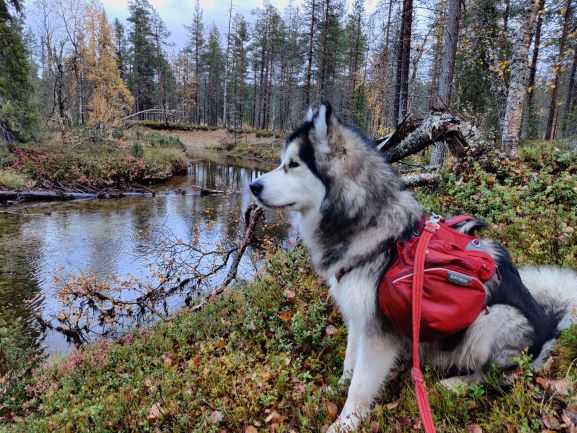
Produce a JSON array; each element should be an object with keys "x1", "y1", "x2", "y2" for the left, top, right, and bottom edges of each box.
[{"x1": 249, "y1": 102, "x2": 577, "y2": 432}]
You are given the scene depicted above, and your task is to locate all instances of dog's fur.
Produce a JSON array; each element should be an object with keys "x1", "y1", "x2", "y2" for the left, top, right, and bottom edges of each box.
[{"x1": 250, "y1": 103, "x2": 577, "y2": 432}]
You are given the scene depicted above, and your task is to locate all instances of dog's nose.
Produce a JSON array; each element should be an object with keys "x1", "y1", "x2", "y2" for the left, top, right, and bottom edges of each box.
[{"x1": 249, "y1": 181, "x2": 263, "y2": 196}]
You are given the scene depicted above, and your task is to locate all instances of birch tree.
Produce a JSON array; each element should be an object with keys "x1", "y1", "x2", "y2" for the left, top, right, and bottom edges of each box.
[{"x1": 501, "y1": 0, "x2": 540, "y2": 156}]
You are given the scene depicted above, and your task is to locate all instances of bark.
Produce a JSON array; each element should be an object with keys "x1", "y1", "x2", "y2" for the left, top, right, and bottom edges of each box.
[
  {"x1": 430, "y1": 0, "x2": 460, "y2": 166},
  {"x1": 380, "y1": 0, "x2": 394, "y2": 125},
  {"x1": 501, "y1": 0, "x2": 539, "y2": 156},
  {"x1": 521, "y1": 0, "x2": 545, "y2": 140},
  {"x1": 394, "y1": 0, "x2": 413, "y2": 123},
  {"x1": 545, "y1": 0, "x2": 573, "y2": 140},
  {"x1": 222, "y1": 0, "x2": 233, "y2": 127},
  {"x1": 561, "y1": 41, "x2": 577, "y2": 133},
  {"x1": 401, "y1": 173, "x2": 440, "y2": 187},
  {"x1": 305, "y1": 0, "x2": 316, "y2": 106}
]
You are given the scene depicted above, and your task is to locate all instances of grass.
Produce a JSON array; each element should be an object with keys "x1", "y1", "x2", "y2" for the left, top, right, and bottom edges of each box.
[
  {"x1": 0, "y1": 131, "x2": 188, "y2": 191},
  {"x1": 1, "y1": 140, "x2": 577, "y2": 432}
]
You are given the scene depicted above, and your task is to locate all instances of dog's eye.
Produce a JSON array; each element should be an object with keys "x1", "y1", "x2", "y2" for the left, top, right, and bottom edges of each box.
[{"x1": 288, "y1": 160, "x2": 299, "y2": 168}]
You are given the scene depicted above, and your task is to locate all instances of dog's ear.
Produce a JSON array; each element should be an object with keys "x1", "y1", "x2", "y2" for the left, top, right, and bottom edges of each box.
[{"x1": 307, "y1": 101, "x2": 337, "y2": 145}]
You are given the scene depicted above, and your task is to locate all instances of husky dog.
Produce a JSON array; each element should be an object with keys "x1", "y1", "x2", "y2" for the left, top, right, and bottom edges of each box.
[{"x1": 249, "y1": 103, "x2": 577, "y2": 432}]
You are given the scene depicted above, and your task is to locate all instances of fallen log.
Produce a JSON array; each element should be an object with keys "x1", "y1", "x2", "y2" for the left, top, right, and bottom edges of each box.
[
  {"x1": 0, "y1": 190, "x2": 156, "y2": 203},
  {"x1": 375, "y1": 111, "x2": 491, "y2": 163}
]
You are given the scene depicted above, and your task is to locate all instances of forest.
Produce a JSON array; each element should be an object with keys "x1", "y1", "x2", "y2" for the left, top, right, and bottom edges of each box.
[
  {"x1": 1, "y1": 0, "x2": 577, "y2": 432},
  {"x1": 0, "y1": 0, "x2": 576, "y2": 151}
]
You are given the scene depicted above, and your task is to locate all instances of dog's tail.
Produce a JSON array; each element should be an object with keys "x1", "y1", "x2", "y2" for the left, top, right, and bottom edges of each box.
[{"x1": 518, "y1": 266, "x2": 577, "y2": 366}]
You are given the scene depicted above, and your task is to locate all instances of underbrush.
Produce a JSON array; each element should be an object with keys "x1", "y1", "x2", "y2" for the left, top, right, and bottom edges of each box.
[
  {"x1": 416, "y1": 141, "x2": 577, "y2": 267},
  {"x1": 2, "y1": 245, "x2": 577, "y2": 432}
]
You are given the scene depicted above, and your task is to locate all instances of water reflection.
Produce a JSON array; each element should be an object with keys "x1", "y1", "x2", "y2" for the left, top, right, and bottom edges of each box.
[{"x1": 0, "y1": 153, "x2": 289, "y2": 354}]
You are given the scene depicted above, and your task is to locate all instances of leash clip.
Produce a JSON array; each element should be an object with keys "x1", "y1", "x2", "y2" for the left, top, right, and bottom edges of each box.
[{"x1": 424, "y1": 214, "x2": 441, "y2": 232}]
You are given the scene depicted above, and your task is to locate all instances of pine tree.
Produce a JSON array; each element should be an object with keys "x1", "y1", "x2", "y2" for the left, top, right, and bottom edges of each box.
[
  {"x1": 127, "y1": 0, "x2": 155, "y2": 115},
  {"x1": 0, "y1": 0, "x2": 37, "y2": 144},
  {"x1": 150, "y1": 11, "x2": 171, "y2": 126},
  {"x1": 83, "y1": 2, "x2": 133, "y2": 139},
  {"x1": 184, "y1": 0, "x2": 204, "y2": 124},
  {"x1": 204, "y1": 24, "x2": 223, "y2": 127},
  {"x1": 344, "y1": 0, "x2": 367, "y2": 125},
  {"x1": 113, "y1": 18, "x2": 128, "y2": 81}
]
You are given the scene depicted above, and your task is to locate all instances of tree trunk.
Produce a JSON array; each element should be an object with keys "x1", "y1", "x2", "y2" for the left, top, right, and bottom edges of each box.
[
  {"x1": 561, "y1": 40, "x2": 577, "y2": 133},
  {"x1": 545, "y1": 0, "x2": 573, "y2": 141},
  {"x1": 398, "y1": 0, "x2": 413, "y2": 121},
  {"x1": 305, "y1": 0, "x2": 316, "y2": 106},
  {"x1": 430, "y1": 0, "x2": 460, "y2": 166},
  {"x1": 520, "y1": 0, "x2": 545, "y2": 140},
  {"x1": 501, "y1": 0, "x2": 539, "y2": 156},
  {"x1": 381, "y1": 0, "x2": 393, "y2": 126},
  {"x1": 222, "y1": 0, "x2": 232, "y2": 127}
]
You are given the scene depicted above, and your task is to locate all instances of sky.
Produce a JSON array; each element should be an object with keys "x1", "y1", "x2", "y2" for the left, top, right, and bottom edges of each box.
[{"x1": 99, "y1": 0, "x2": 381, "y2": 53}]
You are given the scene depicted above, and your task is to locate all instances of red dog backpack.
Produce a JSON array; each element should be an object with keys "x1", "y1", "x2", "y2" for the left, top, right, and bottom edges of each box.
[{"x1": 378, "y1": 215, "x2": 497, "y2": 341}]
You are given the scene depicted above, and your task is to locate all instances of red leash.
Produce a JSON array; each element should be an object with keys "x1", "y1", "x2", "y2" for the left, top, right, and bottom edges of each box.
[{"x1": 411, "y1": 217, "x2": 439, "y2": 433}]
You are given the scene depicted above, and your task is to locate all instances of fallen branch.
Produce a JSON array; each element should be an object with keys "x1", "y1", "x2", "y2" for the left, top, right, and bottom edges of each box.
[
  {"x1": 191, "y1": 203, "x2": 264, "y2": 311},
  {"x1": 401, "y1": 173, "x2": 441, "y2": 187}
]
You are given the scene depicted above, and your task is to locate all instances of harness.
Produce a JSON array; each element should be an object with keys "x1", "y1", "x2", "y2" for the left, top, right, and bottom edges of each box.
[{"x1": 338, "y1": 215, "x2": 497, "y2": 433}]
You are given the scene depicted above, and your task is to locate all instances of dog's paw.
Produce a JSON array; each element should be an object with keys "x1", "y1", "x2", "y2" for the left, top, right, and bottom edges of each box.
[
  {"x1": 325, "y1": 413, "x2": 361, "y2": 433},
  {"x1": 338, "y1": 370, "x2": 353, "y2": 387}
]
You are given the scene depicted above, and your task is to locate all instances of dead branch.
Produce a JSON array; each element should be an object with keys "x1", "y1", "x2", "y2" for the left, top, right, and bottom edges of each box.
[
  {"x1": 191, "y1": 203, "x2": 264, "y2": 311},
  {"x1": 401, "y1": 173, "x2": 441, "y2": 187}
]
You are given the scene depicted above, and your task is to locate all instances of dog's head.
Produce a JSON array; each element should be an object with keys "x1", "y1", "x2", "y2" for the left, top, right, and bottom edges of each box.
[{"x1": 250, "y1": 102, "x2": 381, "y2": 216}]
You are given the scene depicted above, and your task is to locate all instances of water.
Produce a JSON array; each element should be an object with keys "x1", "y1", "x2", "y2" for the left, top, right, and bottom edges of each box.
[{"x1": 0, "y1": 150, "x2": 289, "y2": 354}]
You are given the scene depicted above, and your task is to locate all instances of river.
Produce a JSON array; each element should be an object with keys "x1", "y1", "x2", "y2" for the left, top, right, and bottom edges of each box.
[{"x1": 0, "y1": 150, "x2": 290, "y2": 354}]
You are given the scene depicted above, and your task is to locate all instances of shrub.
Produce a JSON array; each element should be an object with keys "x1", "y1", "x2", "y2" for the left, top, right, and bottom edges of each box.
[{"x1": 129, "y1": 142, "x2": 144, "y2": 158}]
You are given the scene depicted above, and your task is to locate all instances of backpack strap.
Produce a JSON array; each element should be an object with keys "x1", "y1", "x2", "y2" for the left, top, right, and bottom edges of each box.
[
  {"x1": 444, "y1": 215, "x2": 475, "y2": 228},
  {"x1": 411, "y1": 216, "x2": 439, "y2": 433}
]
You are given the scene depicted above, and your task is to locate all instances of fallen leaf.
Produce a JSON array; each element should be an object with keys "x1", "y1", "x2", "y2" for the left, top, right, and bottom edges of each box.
[
  {"x1": 147, "y1": 403, "x2": 164, "y2": 422},
  {"x1": 161, "y1": 354, "x2": 176, "y2": 367},
  {"x1": 369, "y1": 421, "x2": 380, "y2": 432},
  {"x1": 210, "y1": 410, "x2": 224, "y2": 424},
  {"x1": 284, "y1": 290, "x2": 296, "y2": 299},
  {"x1": 244, "y1": 426, "x2": 257, "y2": 433},
  {"x1": 542, "y1": 415, "x2": 561, "y2": 429},
  {"x1": 265, "y1": 410, "x2": 287, "y2": 425},
  {"x1": 386, "y1": 401, "x2": 399, "y2": 411},
  {"x1": 278, "y1": 311, "x2": 294, "y2": 321},
  {"x1": 324, "y1": 401, "x2": 338, "y2": 420},
  {"x1": 551, "y1": 379, "x2": 571, "y2": 395},
  {"x1": 467, "y1": 424, "x2": 482, "y2": 433},
  {"x1": 260, "y1": 371, "x2": 271, "y2": 382},
  {"x1": 563, "y1": 409, "x2": 577, "y2": 426},
  {"x1": 536, "y1": 377, "x2": 549, "y2": 388},
  {"x1": 325, "y1": 325, "x2": 337, "y2": 337}
]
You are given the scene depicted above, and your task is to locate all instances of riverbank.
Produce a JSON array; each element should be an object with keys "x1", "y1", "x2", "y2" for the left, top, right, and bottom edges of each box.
[
  {"x1": 0, "y1": 129, "x2": 188, "y2": 195},
  {"x1": 138, "y1": 122, "x2": 284, "y2": 162}
]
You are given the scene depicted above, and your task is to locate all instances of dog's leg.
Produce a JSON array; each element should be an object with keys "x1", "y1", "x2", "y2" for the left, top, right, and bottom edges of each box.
[
  {"x1": 339, "y1": 322, "x2": 359, "y2": 386},
  {"x1": 328, "y1": 333, "x2": 399, "y2": 433}
]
